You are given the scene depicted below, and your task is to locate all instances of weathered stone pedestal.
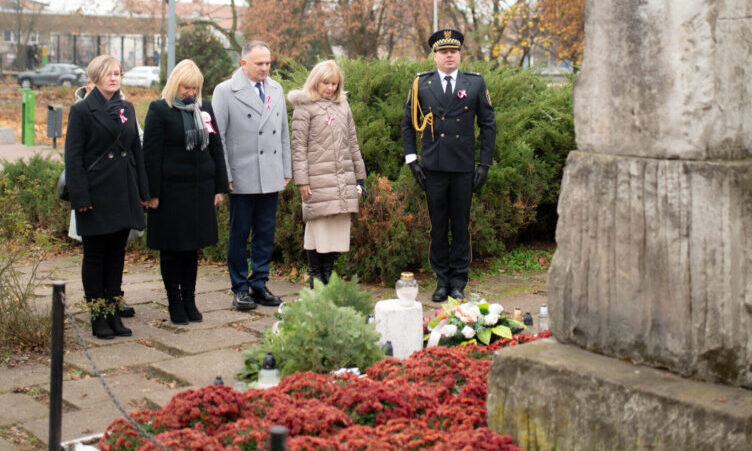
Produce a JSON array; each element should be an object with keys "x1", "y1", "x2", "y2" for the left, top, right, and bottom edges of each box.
[
  {"x1": 487, "y1": 0, "x2": 751, "y2": 448},
  {"x1": 487, "y1": 339, "x2": 752, "y2": 450}
]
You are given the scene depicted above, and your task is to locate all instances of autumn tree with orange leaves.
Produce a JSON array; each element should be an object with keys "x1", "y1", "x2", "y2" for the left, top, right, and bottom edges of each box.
[
  {"x1": 539, "y1": 0, "x2": 585, "y2": 66},
  {"x1": 243, "y1": 0, "x2": 331, "y2": 63}
]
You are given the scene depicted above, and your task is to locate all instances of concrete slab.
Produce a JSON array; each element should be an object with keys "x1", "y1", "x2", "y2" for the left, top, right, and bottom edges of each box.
[
  {"x1": 0, "y1": 393, "x2": 48, "y2": 426},
  {"x1": 61, "y1": 374, "x2": 166, "y2": 409},
  {"x1": 0, "y1": 437, "x2": 17, "y2": 451},
  {"x1": 65, "y1": 343, "x2": 172, "y2": 374},
  {"x1": 487, "y1": 339, "x2": 752, "y2": 450},
  {"x1": 150, "y1": 349, "x2": 247, "y2": 387},
  {"x1": 24, "y1": 403, "x2": 122, "y2": 445},
  {"x1": 157, "y1": 327, "x2": 256, "y2": 354},
  {"x1": 0, "y1": 363, "x2": 50, "y2": 393},
  {"x1": 179, "y1": 309, "x2": 255, "y2": 330}
]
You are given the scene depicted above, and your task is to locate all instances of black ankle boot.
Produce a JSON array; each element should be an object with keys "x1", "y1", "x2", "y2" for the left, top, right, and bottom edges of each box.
[
  {"x1": 107, "y1": 310, "x2": 132, "y2": 337},
  {"x1": 307, "y1": 250, "x2": 324, "y2": 288},
  {"x1": 182, "y1": 291, "x2": 202, "y2": 322},
  {"x1": 167, "y1": 291, "x2": 189, "y2": 325},
  {"x1": 88, "y1": 297, "x2": 114, "y2": 339}
]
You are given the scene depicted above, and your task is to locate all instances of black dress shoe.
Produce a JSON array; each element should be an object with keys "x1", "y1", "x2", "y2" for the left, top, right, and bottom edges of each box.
[
  {"x1": 120, "y1": 303, "x2": 135, "y2": 318},
  {"x1": 449, "y1": 288, "x2": 465, "y2": 300},
  {"x1": 232, "y1": 291, "x2": 257, "y2": 310},
  {"x1": 252, "y1": 286, "x2": 282, "y2": 306},
  {"x1": 432, "y1": 287, "x2": 448, "y2": 302}
]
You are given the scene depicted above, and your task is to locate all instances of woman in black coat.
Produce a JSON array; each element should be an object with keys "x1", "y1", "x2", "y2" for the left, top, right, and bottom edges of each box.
[
  {"x1": 143, "y1": 59, "x2": 228, "y2": 324},
  {"x1": 65, "y1": 55, "x2": 150, "y2": 339}
]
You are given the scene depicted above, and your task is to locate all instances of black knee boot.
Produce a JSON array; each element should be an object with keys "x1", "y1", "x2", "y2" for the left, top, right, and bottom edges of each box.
[
  {"x1": 320, "y1": 252, "x2": 339, "y2": 285},
  {"x1": 167, "y1": 290, "x2": 189, "y2": 325},
  {"x1": 307, "y1": 250, "x2": 324, "y2": 288},
  {"x1": 161, "y1": 251, "x2": 189, "y2": 325},
  {"x1": 87, "y1": 297, "x2": 114, "y2": 340},
  {"x1": 180, "y1": 251, "x2": 202, "y2": 322}
]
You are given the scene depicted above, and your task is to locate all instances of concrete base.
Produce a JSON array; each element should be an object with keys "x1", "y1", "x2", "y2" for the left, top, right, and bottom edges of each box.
[
  {"x1": 0, "y1": 127, "x2": 14, "y2": 144},
  {"x1": 374, "y1": 298, "x2": 423, "y2": 359},
  {"x1": 487, "y1": 339, "x2": 752, "y2": 450}
]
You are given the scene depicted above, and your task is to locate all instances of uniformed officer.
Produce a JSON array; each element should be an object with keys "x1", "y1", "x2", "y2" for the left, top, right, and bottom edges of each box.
[{"x1": 401, "y1": 28, "x2": 496, "y2": 302}]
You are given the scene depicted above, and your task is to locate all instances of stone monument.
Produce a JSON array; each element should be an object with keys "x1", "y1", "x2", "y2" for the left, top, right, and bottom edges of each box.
[{"x1": 487, "y1": 1, "x2": 752, "y2": 448}]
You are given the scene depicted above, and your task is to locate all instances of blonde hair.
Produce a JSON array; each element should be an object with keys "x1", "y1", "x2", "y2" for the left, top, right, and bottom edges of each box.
[
  {"x1": 302, "y1": 60, "x2": 345, "y2": 103},
  {"x1": 161, "y1": 59, "x2": 204, "y2": 107},
  {"x1": 87, "y1": 55, "x2": 121, "y2": 85}
]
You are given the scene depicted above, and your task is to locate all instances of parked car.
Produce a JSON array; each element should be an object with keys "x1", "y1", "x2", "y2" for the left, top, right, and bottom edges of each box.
[
  {"x1": 17, "y1": 63, "x2": 87, "y2": 88},
  {"x1": 121, "y1": 66, "x2": 160, "y2": 88}
]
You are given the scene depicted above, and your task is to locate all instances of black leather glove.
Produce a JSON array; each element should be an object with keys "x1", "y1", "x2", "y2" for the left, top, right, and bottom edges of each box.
[
  {"x1": 408, "y1": 162, "x2": 426, "y2": 191},
  {"x1": 356, "y1": 179, "x2": 367, "y2": 201},
  {"x1": 473, "y1": 165, "x2": 489, "y2": 193}
]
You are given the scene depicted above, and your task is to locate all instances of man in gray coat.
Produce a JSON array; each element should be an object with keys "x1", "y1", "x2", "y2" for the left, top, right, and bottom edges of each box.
[{"x1": 212, "y1": 41, "x2": 291, "y2": 310}]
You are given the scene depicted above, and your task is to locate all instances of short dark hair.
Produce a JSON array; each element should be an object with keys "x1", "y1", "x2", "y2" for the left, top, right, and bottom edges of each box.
[{"x1": 242, "y1": 40, "x2": 270, "y2": 59}]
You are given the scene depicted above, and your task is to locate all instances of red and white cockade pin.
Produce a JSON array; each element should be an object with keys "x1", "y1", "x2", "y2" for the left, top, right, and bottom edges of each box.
[
  {"x1": 266, "y1": 95, "x2": 271, "y2": 109},
  {"x1": 119, "y1": 108, "x2": 128, "y2": 123},
  {"x1": 326, "y1": 114, "x2": 336, "y2": 125},
  {"x1": 201, "y1": 111, "x2": 216, "y2": 134},
  {"x1": 457, "y1": 90, "x2": 467, "y2": 99}
]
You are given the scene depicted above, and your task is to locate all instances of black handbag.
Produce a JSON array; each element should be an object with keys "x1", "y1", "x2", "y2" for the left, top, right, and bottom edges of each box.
[{"x1": 58, "y1": 125, "x2": 126, "y2": 202}]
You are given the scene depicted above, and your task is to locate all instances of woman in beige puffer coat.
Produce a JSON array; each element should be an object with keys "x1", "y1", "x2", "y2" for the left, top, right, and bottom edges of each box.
[{"x1": 288, "y1": 60, "x2": 367, "y2": 287}]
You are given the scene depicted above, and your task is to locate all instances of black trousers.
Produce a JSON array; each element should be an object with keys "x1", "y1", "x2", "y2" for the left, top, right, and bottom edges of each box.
[
  {"x1": 81, "y1": 229, "x2": 130, "y2": 299},
  {"x1": 424, "y1": 169, "x2": 473, "y2": 290},
  {"x1": 160, "y1": 250, "x2": 198, "y2": 297}
]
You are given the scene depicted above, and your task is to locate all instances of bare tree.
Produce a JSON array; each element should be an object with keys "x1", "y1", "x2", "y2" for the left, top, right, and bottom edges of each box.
[{"x1": 6, "y1": 0, "x2": 47, "y2": 70}]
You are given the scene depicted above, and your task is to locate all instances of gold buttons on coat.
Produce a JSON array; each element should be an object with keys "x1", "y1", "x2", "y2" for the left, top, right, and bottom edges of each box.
[
  {"x1": 464, "y1": 106, "x2": 468, "y2": 110},
  {"x1": 107, "y1": 152, "x2": 114, "y2": 159},
  {"x1": 440, "y1": 133, "x2": 445, "y2": 138}
]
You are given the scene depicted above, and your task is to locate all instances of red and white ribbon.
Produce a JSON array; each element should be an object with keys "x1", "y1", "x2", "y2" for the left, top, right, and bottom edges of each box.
[
  {"x1": 266, "y1": 95, "x2": 271, "y2": 110},
  {"x1": 201, "y1": 111, "x2": 216, "y2": 134},
  {"x1": 326, "y1": 114, "x2": 335, "y2": 125},
  {"x1": 119, "y1": 108, "x2": 128, "y2": 123},
  {"x1": 457, "y1": 89, "x2": 467, "y2": 99}
]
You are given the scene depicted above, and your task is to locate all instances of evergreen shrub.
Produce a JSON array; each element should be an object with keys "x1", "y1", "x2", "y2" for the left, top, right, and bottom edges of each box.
[
  {"x1": 0, "y1": 156, "x2": 68, "y2": 243},
  {"x1": 240, "y1": 275, "x2": 383, "y2": 380}
]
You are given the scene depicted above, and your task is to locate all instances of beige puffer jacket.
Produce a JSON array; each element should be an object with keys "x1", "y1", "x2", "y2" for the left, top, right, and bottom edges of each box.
[{"x1": 289, "y1": 89, "x2": 366, "y2": 222}]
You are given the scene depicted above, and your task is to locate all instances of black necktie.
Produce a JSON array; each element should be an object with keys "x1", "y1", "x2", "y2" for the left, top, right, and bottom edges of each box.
[
  {"x1": 444, "y1": 75, "x2": 453, "y2": 98},
  {"x1": 255, "y1": 82, "x2": 265, "y2": 103}
]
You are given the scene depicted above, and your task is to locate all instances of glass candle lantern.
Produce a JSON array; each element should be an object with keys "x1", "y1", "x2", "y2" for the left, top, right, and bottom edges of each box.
[{"x1": 395, "y1": 272, "x2": 419, "y2": 307}]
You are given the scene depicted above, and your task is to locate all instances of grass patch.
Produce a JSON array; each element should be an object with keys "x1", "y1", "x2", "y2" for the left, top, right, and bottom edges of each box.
[{"x1": 470, "y1": 245, "x2": 555, "y2": 278}]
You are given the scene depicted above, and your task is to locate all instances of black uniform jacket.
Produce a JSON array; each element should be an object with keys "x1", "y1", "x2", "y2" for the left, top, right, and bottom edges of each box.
[
  {"x1": 64, "y1": 90, "x2": 149, "y2": 236},
  {"x1": 142, "y1": 99, "x2": 228, "y2": 251},
  {"x1": 401, "y1": 70, "x2": 496, "y2": 172}
]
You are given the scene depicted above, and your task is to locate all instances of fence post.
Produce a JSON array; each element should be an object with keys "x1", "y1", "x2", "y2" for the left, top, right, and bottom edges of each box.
[
  {"x1": 49, "y1": 281, "x2": 65, "y2": 451},
  {"x1": 269, "y1": 425, "x2": 288, "y2": 451}
]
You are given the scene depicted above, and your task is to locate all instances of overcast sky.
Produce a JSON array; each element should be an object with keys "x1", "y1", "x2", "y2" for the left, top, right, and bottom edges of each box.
[{"x1": 46, "y1": 0, "x2": 230, "y2": 14}]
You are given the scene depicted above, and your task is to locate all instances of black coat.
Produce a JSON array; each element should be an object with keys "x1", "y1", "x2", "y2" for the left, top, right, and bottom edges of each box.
[
  {"x1": 64, "y1": 89, "x2": 149, "y2": 236},
  {"x1": 401, "y1": 70, "x2": 496, "y2": 172},
  {"x1": 143, "y1": 99, "x2": 229, "y2": 251}
]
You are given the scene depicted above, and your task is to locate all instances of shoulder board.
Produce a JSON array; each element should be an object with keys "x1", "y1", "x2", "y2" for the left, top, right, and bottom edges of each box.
[
  {"x1": 464, "y1": 71, "x2": 481, "y2": 76},
  {"x1": 416, "y1": 71, "x2": 433, "y2": 77}
]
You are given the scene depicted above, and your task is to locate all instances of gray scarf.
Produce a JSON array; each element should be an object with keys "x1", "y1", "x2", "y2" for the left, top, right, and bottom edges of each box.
[{"x1": 172, "y1": 97, "x2": 209, "y2": 151}]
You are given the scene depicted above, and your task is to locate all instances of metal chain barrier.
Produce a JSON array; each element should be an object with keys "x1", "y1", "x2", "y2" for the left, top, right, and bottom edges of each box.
[{"x1": 59, "y1": 290, "x2": 171, "y2": 451}]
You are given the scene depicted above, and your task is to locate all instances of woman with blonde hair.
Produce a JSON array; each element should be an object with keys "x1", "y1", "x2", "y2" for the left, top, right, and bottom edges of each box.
[
  {"x1": 288, "y1": 60, "x2": 366, "y2": 287},
  {"x1": 143, "y1": 59, "x2": 228, "y2": 324},
  {"x1": 64, "y1": 55, "x2": 150, "y2": 339}
]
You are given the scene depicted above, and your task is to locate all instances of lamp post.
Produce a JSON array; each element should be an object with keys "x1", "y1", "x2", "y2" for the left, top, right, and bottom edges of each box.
[
  {"x1": 167, "y1": 0, "x2": 176, "y2": 76},
  {"x1": 433, "y1": 0, "x2": 438, "y2": 31}
]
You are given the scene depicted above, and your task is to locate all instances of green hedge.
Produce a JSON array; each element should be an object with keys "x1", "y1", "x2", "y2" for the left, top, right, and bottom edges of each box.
[{"x1": 1, "y1": 58, "x2": 574, "y2": 285}]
